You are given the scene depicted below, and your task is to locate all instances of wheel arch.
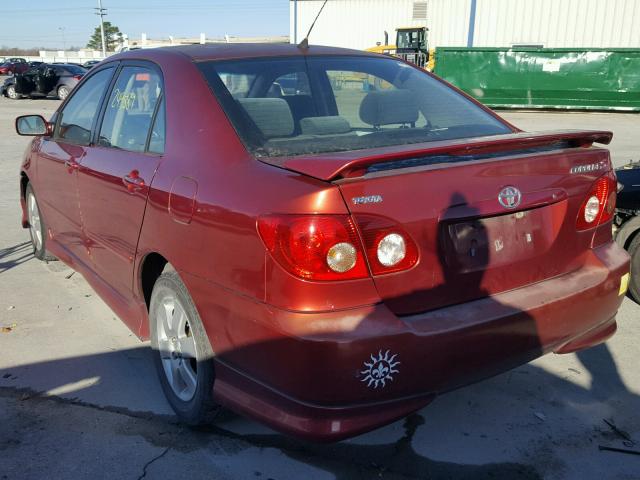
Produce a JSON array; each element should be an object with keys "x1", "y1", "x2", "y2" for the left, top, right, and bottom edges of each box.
[
  {"x1": 20, "y1": 171, "x2": 30, "y2": 228},
  {"x1": 138, "y1": 251, "x2": 170, "y2": 313}
]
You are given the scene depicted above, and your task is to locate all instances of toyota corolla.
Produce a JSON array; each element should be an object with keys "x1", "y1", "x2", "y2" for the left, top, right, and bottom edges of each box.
[{"x1": 15, "y1": 44, "x2": 630, "y2": 441}]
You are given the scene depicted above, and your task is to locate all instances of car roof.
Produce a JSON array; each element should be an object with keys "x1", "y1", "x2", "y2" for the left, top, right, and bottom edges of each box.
[{"x1": 114, "y1": 43, "x2": 379, "y2": 63}]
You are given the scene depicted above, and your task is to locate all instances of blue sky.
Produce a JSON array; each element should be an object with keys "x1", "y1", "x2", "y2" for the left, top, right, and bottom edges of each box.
[{"x1": 0, "y1": 0, "x2": 289, "y2": 49}]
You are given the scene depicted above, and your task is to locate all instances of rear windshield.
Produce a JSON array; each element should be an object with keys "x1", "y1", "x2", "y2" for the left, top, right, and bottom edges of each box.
[
  {"x1": 198, "y1": 56, "x2": 512, "y2": 158},
  {"x1": 58, "y1": 65, "x2": 86, "y2": 75}
]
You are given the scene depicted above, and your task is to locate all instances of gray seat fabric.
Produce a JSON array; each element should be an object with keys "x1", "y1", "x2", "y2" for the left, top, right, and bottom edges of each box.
[
  {"x1": 359, "y1": 89, "x2": 419, "y2": 127},
  {"x1": 283, "y1": 95, "x2": 317, "y2": 134},
  {"x1": 237, "y1": 98, "x2": 294, "y2": 139},
  {"x1": 300, "y1": 116, "x2": 351, "y2": 135}
]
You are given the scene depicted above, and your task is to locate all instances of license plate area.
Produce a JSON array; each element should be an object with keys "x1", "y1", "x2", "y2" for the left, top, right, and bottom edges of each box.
[{"x1": 443, "y1": 209, "x2": 551, "y2": 274}]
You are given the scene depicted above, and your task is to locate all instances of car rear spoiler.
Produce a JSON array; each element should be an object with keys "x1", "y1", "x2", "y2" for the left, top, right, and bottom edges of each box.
[{"x1": 268, "y1": 130, "x2": 613, "y2": 181}]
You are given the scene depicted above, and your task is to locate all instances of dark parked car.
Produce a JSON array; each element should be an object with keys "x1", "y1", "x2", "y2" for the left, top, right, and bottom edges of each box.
[
  {"x1": 615, "y1": 160, "x2": 640, "y2": 302},
  {"x1": 28, "y1": 61, "x2": 44, "y2": 68},
  {"x1": 0, "y1": 61, "x2": 29, "y2": 75},
  {"x1": 14, "y1": 44, "x2": 630, "y2": 441},
  {"x1": 82, "y1": 60, "x2": 101, "y2": 69},
  {"x1": 1, "y1": 63, "x2": 85, "y2": 100}
]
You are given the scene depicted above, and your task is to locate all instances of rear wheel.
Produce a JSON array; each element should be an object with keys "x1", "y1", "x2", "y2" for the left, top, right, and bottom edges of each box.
[
  {"x1": 628, "y1": 233, "x2": 640, "y2": 303},
  {"x1": 149, "y1": 267, "x2": 220, "y2": 425},
  {"x1": 7, "y1": 85, "x2": 19, "y2": 99},
  {"x1": 57, "y1": 85, "x2": 69, "y2": 100},
  {"x1": 25, "y1": 184, "x2": 56, "y2": 261}
]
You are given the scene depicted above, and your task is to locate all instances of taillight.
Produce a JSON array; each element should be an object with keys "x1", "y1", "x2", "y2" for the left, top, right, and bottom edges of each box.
[
  {"x1": 257, "y1": 214, "x2": 369, "y2": 281},
  {"x1": 354, "y1": 215, "x2": 419, "y2": 275},
  {"x1": 576, "y1": 172, "x2": 617, "y2": 230},
  {"x1": 73, "y1": 75, "x2": 83, "y2": 80}
]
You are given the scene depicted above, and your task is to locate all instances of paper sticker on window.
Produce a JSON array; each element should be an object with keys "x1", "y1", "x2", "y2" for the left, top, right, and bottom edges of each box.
[{"x1": 111, "y1": 88, "x2": 136, "y2": 110}]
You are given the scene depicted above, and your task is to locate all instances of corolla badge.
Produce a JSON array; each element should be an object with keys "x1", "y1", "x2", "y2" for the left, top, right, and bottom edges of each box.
[
  {"x1": 498, "y1": 186, "x2": 522, "y2": 209},
  {"x1": 360, "y1": 350, "x2": 400, "y2": 389}
]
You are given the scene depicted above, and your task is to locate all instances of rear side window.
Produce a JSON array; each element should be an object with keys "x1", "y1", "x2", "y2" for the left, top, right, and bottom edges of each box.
[
  {"x1": 64, "y1": 65, "x2": 87, "y2": 75},
  {"x1": 55, "y1": 67, "x2": 114, "y2": 145},
  {"x1": 98, "y1": 66, "x2": 163, "y2": 153},
  {"x1": 198, "y1": 56, "x2": 512, "y2": 158}
]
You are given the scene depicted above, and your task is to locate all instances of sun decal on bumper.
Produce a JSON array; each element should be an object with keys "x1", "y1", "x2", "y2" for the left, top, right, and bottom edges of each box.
[{"x1": 360, "y1": 350, "x2": 400, "y2": 389}]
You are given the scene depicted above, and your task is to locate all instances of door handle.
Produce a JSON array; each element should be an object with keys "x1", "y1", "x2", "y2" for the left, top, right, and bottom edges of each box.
[
  {"x1": 122, "y1": 170, "x2": 145, "y2": 192},
  {"x1": 64, "y1": 159, "x2": 79, "y2": 171}
]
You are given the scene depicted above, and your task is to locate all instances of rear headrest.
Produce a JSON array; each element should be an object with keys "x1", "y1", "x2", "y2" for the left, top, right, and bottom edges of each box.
[
  {"x1": 359, "y1": 89, "x2": 419, "y2": 127},
  {"x1": 237, "y1": 98, "x2": 294, "y2": 139},
  {"x1": 300, "y1": 116, "x2": 351, "y2": 135}
]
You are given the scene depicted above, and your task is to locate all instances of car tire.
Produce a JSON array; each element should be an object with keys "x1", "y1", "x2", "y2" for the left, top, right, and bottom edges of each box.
[
  {"x1": 7, "y1": 85, "x2": 19, "y2": 99},
  {"x1": 149, "y1": 266, "x2": 220, "y2": 425},
  {"x1": 25, "y1": 184, "x2": 57, "y2": 261},
  {"x1": 627, "y1": 233, "x2": 640, "y2": 304},
  {"x1": 57, "y1": 85, "x2": 70, "y2": 100}
]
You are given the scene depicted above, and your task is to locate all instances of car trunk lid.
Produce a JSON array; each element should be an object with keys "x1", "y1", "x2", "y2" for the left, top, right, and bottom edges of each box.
[{"x1": 271, "y1": 130, "x2": 614, "y2": 315}]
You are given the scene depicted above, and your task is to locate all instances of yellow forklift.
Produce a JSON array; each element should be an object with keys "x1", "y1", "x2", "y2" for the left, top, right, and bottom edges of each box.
[{"x1": 366, "y1": 27, "x2": 431, "y2": 70}]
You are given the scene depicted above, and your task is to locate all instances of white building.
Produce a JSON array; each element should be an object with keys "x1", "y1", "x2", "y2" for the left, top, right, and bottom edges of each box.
[{"x1": 290, "y1": 0, "x2": 640, "y2": 50}]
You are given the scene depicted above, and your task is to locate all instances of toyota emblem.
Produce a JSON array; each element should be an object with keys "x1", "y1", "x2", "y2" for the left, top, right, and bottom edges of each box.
[{"x1": 498, "y1": 186, "x2": 522, "y2": 209}]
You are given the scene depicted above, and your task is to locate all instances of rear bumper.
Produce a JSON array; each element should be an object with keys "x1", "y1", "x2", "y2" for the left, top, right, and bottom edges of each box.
[{"x1": 186, "y1": 241, "x2": 630, "y2": 441}]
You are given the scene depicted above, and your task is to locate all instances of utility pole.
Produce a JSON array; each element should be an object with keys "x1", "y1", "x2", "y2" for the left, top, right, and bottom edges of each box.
[
  {"x1": 58, "y1": 27, "x2": 66, "y2": 51},
  {"x1": 95, "y1": 0, "x2": 107, "y2": 57},
  {"x1": 293, "y1": 0, "x2": 297, "y2": 44}
]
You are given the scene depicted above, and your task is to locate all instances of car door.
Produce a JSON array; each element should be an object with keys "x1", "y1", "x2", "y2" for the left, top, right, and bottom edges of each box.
[
  {"x1": 77, "y1": 62, "x2": 165, "y2": 298},
  {"x1": 36, "y1": 66, "x2": 115, "y2": 264}
]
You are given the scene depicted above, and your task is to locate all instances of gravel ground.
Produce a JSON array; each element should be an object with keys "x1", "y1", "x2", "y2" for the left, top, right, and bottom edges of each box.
[{"x1": 1, "y1": 95, "x2": 639, "y2": 480}]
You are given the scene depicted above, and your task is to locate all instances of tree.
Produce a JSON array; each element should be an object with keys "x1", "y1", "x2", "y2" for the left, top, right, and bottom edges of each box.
[{"x1": 87, "y1": 22, "x2": 123, "y2": 52}]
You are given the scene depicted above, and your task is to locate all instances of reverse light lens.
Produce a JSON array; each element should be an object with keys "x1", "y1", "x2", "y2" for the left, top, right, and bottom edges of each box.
[
  {"x1": 327, "y1": 242, "x2": 357, "y2": 272},
  {"x1": 583, "y1": 196, "x2": 600, "y2": 223},
  {"x1": 377, "y1": 233, "x2": 406, "y2": 267},
  {"x1": 354, "y1": 215, "x2": 419, "y2": 275}
]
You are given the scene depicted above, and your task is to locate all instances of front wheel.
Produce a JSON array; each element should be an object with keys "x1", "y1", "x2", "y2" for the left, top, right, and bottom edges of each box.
[
  {"x1": 627, "y1": 234, "x2": 640, "y2": 304},
  {"x1": 149, "y1": 268, "x2": 220, "y2": 425},
  {"x1": 7, "y1": 85, "x2": 19, "y2": 99},
  {"x1": 25, "y1": 184, "x2": 56, "y2": 261},
  {"x1": 57, "y1": 85, "x2": 69, "y2": 100}
]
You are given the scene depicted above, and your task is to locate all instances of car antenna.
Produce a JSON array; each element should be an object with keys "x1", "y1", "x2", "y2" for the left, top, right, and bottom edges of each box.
[{"x1": 297, "y1": 0, "x2": 329, "y2": 49}]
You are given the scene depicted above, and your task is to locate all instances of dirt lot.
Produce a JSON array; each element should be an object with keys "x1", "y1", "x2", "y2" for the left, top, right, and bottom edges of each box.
[{"x1": 1, "y1": 96, "x2": 639, "y2": 480}]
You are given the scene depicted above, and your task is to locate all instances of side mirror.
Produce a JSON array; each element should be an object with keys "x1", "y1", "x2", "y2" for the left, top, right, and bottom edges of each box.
[{"x1": 15, "y1": 115, "x2": 49, "y2": 136}]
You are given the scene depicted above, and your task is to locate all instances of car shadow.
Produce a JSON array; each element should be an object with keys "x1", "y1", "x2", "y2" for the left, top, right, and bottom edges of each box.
[{"x1": 0, "y1": 241, "x2": 33, "y2": 274}]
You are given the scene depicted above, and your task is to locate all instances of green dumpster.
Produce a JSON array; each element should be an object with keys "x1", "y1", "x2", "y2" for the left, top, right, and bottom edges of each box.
[{"x1": 433, "y1": 47, "x2": 640, "y2": 111}]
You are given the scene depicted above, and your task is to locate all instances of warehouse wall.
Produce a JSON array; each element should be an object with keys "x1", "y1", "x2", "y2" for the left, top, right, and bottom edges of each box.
[
  {"x1": 290, "y1": 0, "x2": 640, "y2": 49},
  {"x1": 289, "y1": 0, "x2": 427, "y2": 50},
  {"x1": 472, "y1": 0, "x2": 640, "y2": 47}
]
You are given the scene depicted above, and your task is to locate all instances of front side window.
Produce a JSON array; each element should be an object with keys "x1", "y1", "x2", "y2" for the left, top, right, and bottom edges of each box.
[
  {"x1": 98, "y1": 66, "x2": 163, "y2": 153},
  {"x1": 198, "y1": 56, "x2": 512, "y2": 158},
  {"x1": 54, "y1": 67, "x2": 114, "y2": 145}
]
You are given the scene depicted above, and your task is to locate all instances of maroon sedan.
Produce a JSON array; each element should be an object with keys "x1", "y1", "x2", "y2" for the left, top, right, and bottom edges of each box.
[
  {"x1": 15, "y1": 45, "x2": 630, "y2": 441},
  {"x1": 0, "y1": 61, "x2": 28, "y2": 75}
]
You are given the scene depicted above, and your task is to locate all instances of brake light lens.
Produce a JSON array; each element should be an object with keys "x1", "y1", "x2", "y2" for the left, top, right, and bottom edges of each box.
[
  {"x1": 355, "y1": 215, "x2": 418, "y2": 275},
  {"x1": 257, "y1": 215, "x2": 368, "y2": 281},
  {"x1": 576, "y1": 173, "x2": 617, "y2": 230},
  {"x1": 73, "y1": 75, "x2": 83, "y2": 80}
]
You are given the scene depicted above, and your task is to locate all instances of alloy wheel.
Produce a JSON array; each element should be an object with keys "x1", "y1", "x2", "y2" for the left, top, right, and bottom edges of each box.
[
  {"x1": 27, "y1": 191, "x2": 43, "y2": 252},
  {"x1": 155, "y1": 294, "x2": 199, "y2": 401},
  {"x1": 58, "y1": 86, "x2": 69, "y2": 100}
]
